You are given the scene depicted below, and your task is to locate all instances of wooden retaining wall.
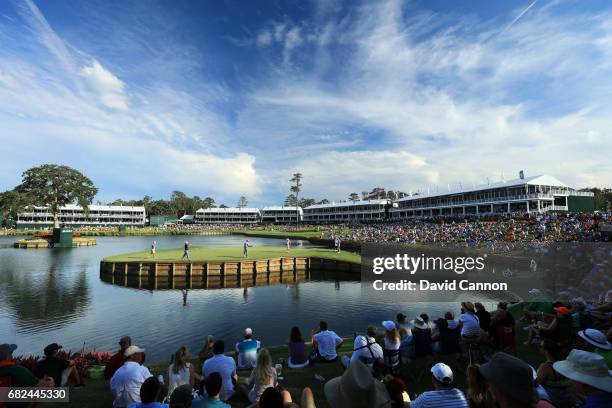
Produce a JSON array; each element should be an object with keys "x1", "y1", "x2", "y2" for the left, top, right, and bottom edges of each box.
[{"x1": 100, "y1": 257, "x2": 360, "y2": 289}]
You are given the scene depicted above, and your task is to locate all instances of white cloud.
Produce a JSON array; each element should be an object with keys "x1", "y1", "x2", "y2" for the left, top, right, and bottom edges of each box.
[
  {"x1": 240, "y1": 0, "x2": 612, "y2": 200},
  {"x1": 1, "y1": 0, "x2": 611, "y2": 206},
  {"x1": 80, "y1": 60, "x2": 129, "y2": 111},
  {"x1": 0, "y1": 0, "x2": 260, "y2": 202},
  {"x1": 256, "y1": 30, "x2": 272, "y2": 46},
  {"x1": 286, "y1": 150, "x2": 438, "y2": 199}
]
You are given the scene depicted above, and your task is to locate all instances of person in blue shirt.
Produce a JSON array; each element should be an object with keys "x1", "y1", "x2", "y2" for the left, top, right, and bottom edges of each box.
[
  {"x1": 192, "y1": 372, "x2": 230, "y2": 408},
  {"x1": 236, "y1": 328, "x2": 261, "y2": 369}
]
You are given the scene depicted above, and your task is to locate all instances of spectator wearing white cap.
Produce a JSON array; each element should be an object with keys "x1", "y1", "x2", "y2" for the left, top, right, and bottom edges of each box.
[
  {"x1": 409, "y1": 362, "x2": 468, "y2": 408},
  {"x1": 110, "y1": 345, "x2": 152, "y2": 408},
  {"x1": 553, "y1": 349, "x2": 612, "y2": 407},
  {"x1": 578, "y1": 329, "x2": 612, "y2": 369},
  {"x1": 235, "y1": 328, "x2": 261, "y2": 369},
  {"x1": 382, "y1": 320, "x2": 401, "y2": 373}
]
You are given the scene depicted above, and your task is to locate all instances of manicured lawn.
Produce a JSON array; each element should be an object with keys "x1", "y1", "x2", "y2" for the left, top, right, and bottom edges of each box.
[{"x1": 103, "y1": 246, "x2": 361, "y2": 264}]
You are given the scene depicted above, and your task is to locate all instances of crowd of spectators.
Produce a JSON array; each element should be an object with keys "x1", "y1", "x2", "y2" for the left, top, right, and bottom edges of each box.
[
  {"x1": 2, "y1": 295, "x2": 611, "y2": 408},
  {"x1": 322, "y1": 212, "x2": 611, "y2": 246}
]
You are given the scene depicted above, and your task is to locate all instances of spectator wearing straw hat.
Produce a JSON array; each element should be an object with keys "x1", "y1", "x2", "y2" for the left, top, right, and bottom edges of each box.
[
  {"x1": 412, "y1": 316, "x2": 433, "y2": 357},
  {"x1": 110, "y1": 346, "x2": 152, "y2": 408},
  {"x1": 409, "y1": 363, "x2": 468, "y2": 408},
  {"x1": 324, "y1": 360, "x2": 391, "y2": 408},
  {"x1": 578, "y1": 329, "x2": 612, "y2": 369},
  {"x1": 553, "y1": 349, "x2": 612, "y2": 407}
]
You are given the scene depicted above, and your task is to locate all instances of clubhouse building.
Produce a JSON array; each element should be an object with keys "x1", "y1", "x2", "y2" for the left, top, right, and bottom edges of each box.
[
  {"x1": 16, "y1": 204, "x2": 146, "y2": 229},
  {"x1": 302, "y1": 199, "x2": 391, "y2": 224},
  {"x1": 13, "y1": 174, "x2": 594, "y2": 228},
  {"x1": 194, "y1": 207, "x2": 261, "y2": 224},
  {"x1": 390, "y1": 175, "x2": 593, "y2": 218},
  {"x1": 260, "y1": 206, "x2": 303, "y2": 224}
]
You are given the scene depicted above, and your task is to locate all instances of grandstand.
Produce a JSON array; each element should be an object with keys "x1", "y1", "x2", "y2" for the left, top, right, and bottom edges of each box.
[
  {"x1": 260, "y1": 206, "x2": 303, "y2": 224},
  {"x1": 390, "y1": 174, "x2": 594, "y2": 218},
  {"x1": 302, "y1": 199, "x2": 390, "y2": 224},
  {"x1": 16, "y1": 204, "x2": 146, "y2": 229},
  {"x1": 194, "y1": 207, "x2": 261, "y2": 224}
]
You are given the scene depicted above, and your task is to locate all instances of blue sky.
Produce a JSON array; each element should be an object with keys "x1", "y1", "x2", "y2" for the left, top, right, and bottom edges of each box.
[{"x1": 1, "y1": 0, "x2": 611, "y2": 206}]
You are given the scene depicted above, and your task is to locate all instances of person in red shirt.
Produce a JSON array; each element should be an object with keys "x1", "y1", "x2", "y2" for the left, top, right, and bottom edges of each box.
[{"x1": 104, "y1": 336, "x2": 134, "y2": 382}]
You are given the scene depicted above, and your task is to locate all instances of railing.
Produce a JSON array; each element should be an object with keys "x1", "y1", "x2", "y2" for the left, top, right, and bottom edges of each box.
[
  {"x1": 543, "y1": 205, "x2": 569, "y2": 212},
  {"x1": 393, "y1": 192, "x2": 562, "y2": 210}
]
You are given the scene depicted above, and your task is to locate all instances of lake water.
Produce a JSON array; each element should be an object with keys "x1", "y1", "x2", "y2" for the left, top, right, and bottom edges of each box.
[{"x1": 0, "y1": 234, "x2": 491, "y2": 362}]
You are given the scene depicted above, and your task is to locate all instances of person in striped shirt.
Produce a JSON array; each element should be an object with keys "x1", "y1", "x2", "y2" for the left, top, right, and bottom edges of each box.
[
  {"x1": 235, "y1": 328, "x2": 261, "y2": 369},
  {"x1": 409, "y1": 363, "x2": 469, "y2": 408}
]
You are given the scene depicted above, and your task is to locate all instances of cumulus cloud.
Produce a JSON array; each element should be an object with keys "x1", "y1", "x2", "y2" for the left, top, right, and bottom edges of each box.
[
  {"x1": 0, "y1": 0, "x2": 260, "y2": 202},
  {"x1": 80, "y1": 60, "x2": 129, "y2": 111}
]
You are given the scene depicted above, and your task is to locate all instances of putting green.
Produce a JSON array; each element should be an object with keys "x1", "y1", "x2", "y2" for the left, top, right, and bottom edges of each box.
[{"x1": 103, "y1": 245, "x2": 361, "y2": 264}]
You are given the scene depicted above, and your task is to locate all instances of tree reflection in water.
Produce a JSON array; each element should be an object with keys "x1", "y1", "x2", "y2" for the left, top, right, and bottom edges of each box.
[{"x1": 0, "y1": 251, "x2": 90, "y2": 333}]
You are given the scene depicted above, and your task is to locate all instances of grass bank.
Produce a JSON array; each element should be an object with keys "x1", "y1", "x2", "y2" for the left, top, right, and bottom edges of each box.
[
  {"x1": 103, "y1": 246, "x2": 361, "y2": 264},
  {"x1": 48, "y1": 306, "x2": 543, "y2": 408},
  {"x1": 232, "y1": 229, "x2": 324, "y2": 240}
]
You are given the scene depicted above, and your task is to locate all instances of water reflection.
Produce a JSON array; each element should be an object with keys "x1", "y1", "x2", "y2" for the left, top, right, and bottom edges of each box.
[
  {"x1": 1, "y1": 252, "x2": 91, "y2": 333},
  {"x1": 100, "y1": 269, "x2": 357, "y2": 291}
]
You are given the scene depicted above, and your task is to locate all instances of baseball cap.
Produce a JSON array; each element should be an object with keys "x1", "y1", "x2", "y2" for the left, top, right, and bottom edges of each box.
[
  {"x1": 0, "y1": 344, "x2": 17, "y2": 360},
  {"x1": 382, "y1": 321, "x2": 396, "y2": 331},
  {"x1": 244, "y1": 328, "x2": 253, "y2": 336},
  {"x1": 553, "y1": 306, "x2": 571, "y2": 315},
  {"x1": 44, "y1": 343, "x2": 62, "y2": 355},
  {"x1": 124, "y1": 345, "x2": 145, "y2": 357},
  {"x1": 431, "y1": 363, "x2": 453, "y2": 384}
]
